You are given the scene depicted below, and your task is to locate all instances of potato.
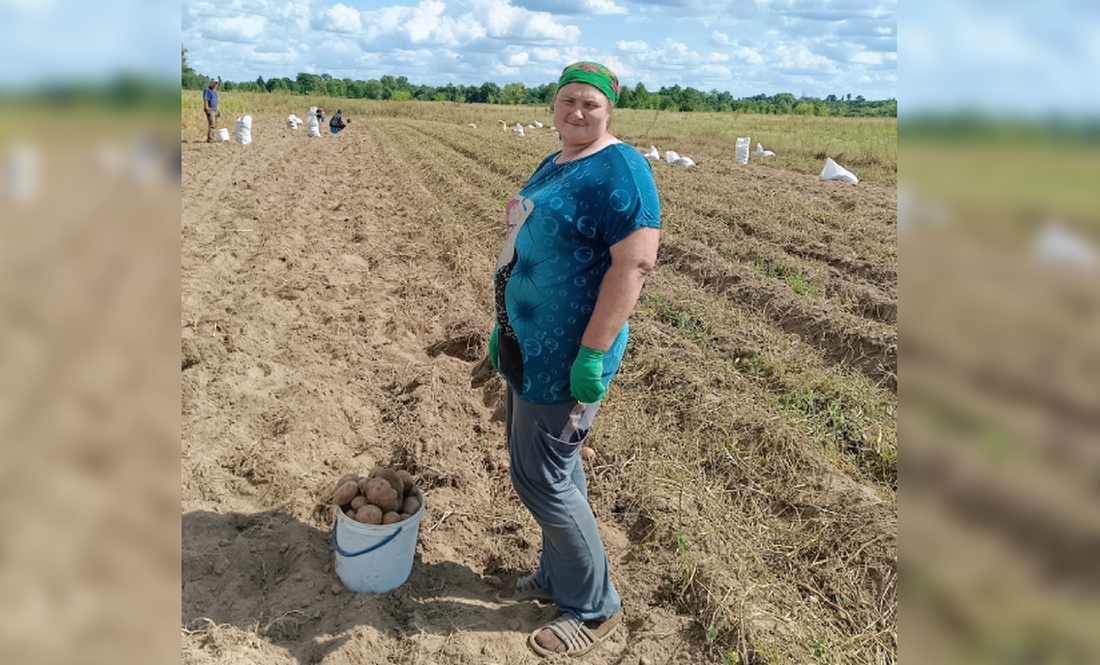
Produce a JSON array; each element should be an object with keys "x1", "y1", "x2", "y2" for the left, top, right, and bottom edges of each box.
[
  {"x1": 399, "y1": 513, "x2": 412, "y2": 521},
  {"x1": 333, "y1": 480, "x2": 360, "y2": 506},
  {"x1": 401, "y1": 495, "x2": 421, "y2": 515},
  {"x1": 336, "y1": 473, "x2": 360, "y2": 489},
  {"x1": 364, "y1": 477, "x2": 400, "y2": 513},
  {"x1": 382, "y1": 511, "x2": 402, "y2": 525},
  {"x1": 361, "y1": 476, "x2": 387, "y2": 495},
  {"x1": 395, "y1": 470, "x2": 416, "y2": 496},
  {"x1": 345, "y1": 508, "x2": 356, "y2": 519},
  {"x1": 350, "y1": 495, "x2": 368, "y2": 511},
  {"x1": 354, "y1": 504, "x2": 383, "y2": 525},
  {"x1": 580, "y1": 446, "x2": 597, "y2": 462},
  {"x1": 369, "y1": 466, "x2": 404, "y2": 498}
]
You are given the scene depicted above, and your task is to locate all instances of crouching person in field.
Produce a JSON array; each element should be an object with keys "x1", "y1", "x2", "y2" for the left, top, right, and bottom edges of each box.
[{"x1": 329, "y1": 109, "x2": 349, "y2": 134}]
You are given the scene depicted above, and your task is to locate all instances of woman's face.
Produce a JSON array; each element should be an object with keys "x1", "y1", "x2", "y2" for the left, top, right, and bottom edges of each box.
[{"x1": 553, "y1": 82, "x2": 611, "y2": 147}]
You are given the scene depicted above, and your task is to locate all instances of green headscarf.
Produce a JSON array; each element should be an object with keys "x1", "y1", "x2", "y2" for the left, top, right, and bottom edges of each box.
[{"x1": 557, "y1": 61, "x2": 620, "y2": 107}]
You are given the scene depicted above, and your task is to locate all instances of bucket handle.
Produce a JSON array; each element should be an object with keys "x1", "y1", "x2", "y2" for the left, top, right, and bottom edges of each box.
[{"x1": 331, "y1": 523, "x2": 403, "y2": 558}]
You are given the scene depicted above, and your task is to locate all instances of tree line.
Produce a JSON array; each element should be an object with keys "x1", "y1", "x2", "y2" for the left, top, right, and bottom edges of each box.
[{"x1": 184, "y1": 47, "x2": 895, "y2": 117}]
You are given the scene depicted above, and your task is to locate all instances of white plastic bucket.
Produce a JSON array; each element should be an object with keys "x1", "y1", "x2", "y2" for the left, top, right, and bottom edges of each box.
[
  {"x1": 331, "y1": 489, "x2": 425, "y2": 593},
  {"x1": 217, "y1": 128, "x2": 230, "y2": 142}
]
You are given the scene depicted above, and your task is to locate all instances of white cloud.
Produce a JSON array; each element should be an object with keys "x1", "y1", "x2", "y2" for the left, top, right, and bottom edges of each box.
[
  {"x1": 732, "y1": 46, "x2": 764, "y2": 65},
  {"x1": 617, "y1": 39, "x2": 715, "y2": 78},
  {"x1": 518, "y1": 14, "x2": 580, "y2": 42},
  {"x1": 617, "y1": 40, "x2": 648, "y2": 53},
  {"x1": 707, "y1": 52, "x2": 730, "y2": 63},
  {"x1": 507, "y1": 51, "x2": 530, "y2": 66},
  {"x1": 203, "y1": 14, "x2": 266, "y2": 43},
  {"x1": 532, "y1": 47, "x2": 561, "y2": 62},
  {"x1": 408, "y1": 0, "x2": 446, "y2": 42},
  {"x1": 585, "y1": 0, "x2": 628, "y2": 15},
  {"x1": 268, "y1": 0, "x2": 311, "y2": 24},
  {"x1": 773, "y1": 43, "x2": 833, "y2": 71},
  {"x1": 361, "y1": 5, "x2": 411, "y2": 38},
  {"x1": 475, "y1": 0, "x2": 580, "y2": 43},
  {"x1": 711, "y1": 31, "x2": 730, "y2": 46},
  {"x1": 320, "y1": 3, "x2": 361, "y2": 32},
  {"x1": 698, "y1": 63, "x2": 732, "y2": 80},
  {"x1": 661, "y1": 39, "x2": 689, "y2": 55},
  {"x1": 249, "y1": 47, "x2": 301, "y2": 68},
  {"x1": 866, "y1": 2, "x2": 892, "y2": 19},
  {"x1": 429, "y1": 14, "x2": 488, "y2": 44},
  {"x1": 354, "y1": 1, "x2": 488, "y2": 47},
  {"x1": 513, "y1": 0, "x2": 626, "y2": 15},
  {"x1": 851, "y1": 50, "x2": 883, "y2": 65}
]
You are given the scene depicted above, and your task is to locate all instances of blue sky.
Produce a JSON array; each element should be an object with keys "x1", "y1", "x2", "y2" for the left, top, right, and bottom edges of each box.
[{"x1": 180, "y1": 0, "x2": 898, "y2": 101}]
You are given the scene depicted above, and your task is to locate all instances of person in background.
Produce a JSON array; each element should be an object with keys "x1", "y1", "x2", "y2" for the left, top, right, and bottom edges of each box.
[
  {"x1": 316, "y1": 107, "x2": 325, "y2": 125},
  {"x1": 329, "y1": 109, "x2": 349, "y2": 134},
  {"x1": 489, "y1": 61, "x2": 661, "y2": 658},
  {"x1": 203, "y1": 79, "x2": 220, "y2": 143}
]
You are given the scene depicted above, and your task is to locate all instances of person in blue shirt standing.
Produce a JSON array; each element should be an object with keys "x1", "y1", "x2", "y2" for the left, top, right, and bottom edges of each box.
[
  {"x1": 203, "y1": 79, "x2": 220, "y2": 143},
  {"x1": 489, "y1": 61, "x2": 661, "y2": 658}
]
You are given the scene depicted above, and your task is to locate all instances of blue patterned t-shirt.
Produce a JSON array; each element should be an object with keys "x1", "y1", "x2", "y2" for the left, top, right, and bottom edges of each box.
[{"x1": 493, "y1": 141, "x2": 661, "y2": 404}]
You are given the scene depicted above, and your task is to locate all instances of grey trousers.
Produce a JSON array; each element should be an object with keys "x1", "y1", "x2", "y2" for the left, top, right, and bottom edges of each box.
[{"x1": 505, "y1": 389, "x2": 622, "y2": 621}]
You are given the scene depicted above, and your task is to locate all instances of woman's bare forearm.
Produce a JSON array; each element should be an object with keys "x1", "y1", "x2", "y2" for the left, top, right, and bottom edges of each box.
[{"x1": 580, "y1": 227, "x2": 659, "y2": 351}]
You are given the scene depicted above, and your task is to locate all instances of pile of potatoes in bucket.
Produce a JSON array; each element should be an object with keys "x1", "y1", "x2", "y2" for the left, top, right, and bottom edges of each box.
[{"x1": 333, "y1": 467, "x2": 422, "y2": 525}]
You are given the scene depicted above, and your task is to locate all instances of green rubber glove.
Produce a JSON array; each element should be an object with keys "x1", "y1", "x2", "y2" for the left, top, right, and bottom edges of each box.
[
  {"x1": 570, "y1": 345, "x2": 606, "y2": 403},
  {"x1": 489, "y1": 325, "x2": 500, "y2": 373}
]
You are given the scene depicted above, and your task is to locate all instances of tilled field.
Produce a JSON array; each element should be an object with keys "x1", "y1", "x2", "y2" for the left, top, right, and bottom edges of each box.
[{"x1": 182, "y1": 111, "x2": 897, "y2": 665}]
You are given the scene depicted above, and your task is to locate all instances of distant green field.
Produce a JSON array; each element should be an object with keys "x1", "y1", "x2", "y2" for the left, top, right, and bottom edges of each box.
[{"x1": 182, "y1": 91, "x2": 898, "y2": 184}]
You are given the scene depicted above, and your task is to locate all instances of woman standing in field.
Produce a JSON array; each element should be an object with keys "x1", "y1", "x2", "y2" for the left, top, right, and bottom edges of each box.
[{"x1": 489, "y1": 61, "x2": 661, "y2": 657}]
